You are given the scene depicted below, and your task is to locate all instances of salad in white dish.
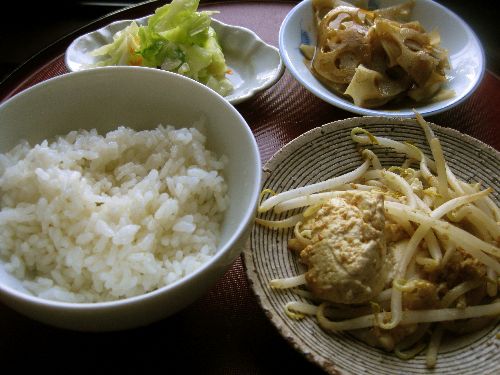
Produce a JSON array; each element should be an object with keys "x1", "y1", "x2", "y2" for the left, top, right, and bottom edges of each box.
[{"x1": 88, "y1": 0, "x2": 233, "y2": 96}]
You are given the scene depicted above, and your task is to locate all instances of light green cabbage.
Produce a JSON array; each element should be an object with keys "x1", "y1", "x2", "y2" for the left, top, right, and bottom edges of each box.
[{"x1": 90, "y1": 0, "x2": 233, "y2": 96}]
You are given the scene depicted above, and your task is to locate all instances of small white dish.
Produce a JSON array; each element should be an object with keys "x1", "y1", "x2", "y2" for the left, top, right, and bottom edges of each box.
[
  {"x1": 279, "y1": 0, "x2": 485, "y2": 117},
  {"x1": 65, "y1": 17, "x2": 284, "y2": 105}
]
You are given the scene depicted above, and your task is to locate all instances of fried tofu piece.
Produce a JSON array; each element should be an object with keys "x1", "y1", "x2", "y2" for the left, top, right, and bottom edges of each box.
[{"x1": 299, "y1": 191, "x2": 389, "y2": 304}]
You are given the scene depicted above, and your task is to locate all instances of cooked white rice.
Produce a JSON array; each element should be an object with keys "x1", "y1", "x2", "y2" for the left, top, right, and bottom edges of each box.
[{"x1": 0, "y1": 123, "x2": 228, "y2": 302}]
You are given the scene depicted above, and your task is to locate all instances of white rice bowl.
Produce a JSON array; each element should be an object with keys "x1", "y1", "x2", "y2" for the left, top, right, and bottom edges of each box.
[
  {"x1": 0, "y1": 122, "x2": 229, "y2": 303},
  {"x1": 0, "y1": 67, "x2": 261, "y2": 330}
]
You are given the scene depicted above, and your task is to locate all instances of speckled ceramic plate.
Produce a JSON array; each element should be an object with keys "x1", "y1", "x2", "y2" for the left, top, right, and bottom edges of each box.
[
  {"x1": 65, "y1": 17, "x2": 284, "y2": 105},
  {"x1": 244, "y1": 117, "x2": 499, "y2": 374}
]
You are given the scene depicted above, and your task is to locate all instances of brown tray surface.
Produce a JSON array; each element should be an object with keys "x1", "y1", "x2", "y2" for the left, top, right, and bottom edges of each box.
[{"x1": 0, "y1": 1, "x2": 498, "y2": 373}]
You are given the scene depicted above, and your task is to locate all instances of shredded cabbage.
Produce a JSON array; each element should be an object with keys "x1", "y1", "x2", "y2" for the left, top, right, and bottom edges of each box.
[{"x1": 89, "y1": 0, "x2": 233, "y2": 96}]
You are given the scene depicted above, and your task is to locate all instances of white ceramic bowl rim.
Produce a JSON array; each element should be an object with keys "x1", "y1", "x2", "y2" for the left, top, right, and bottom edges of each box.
[{"x1": 0, "y1": 67, "x2": 262, "y2": 310}]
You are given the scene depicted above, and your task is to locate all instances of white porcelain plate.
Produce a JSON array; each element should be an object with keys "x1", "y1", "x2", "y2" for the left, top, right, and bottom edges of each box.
[
  {"x1": 65, "y1": 17, "x2": 284, "y2": 105},
  {"x1": 279, "y1": 0, "x2": 485, "y2": 117}
]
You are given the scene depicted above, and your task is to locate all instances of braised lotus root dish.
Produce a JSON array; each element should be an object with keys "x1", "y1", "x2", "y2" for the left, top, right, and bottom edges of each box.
[
  {"x1": 300, "y1": 0, "x2": 453, "y2": 108},
  {"x1": 256, "y1": 114, "x2": 499, "y2": 368}
]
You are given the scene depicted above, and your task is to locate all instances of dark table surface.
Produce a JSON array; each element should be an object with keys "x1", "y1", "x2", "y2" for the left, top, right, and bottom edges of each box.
[{"x1": 0, "y1": 1, "x2": 498, "y2": 374}]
